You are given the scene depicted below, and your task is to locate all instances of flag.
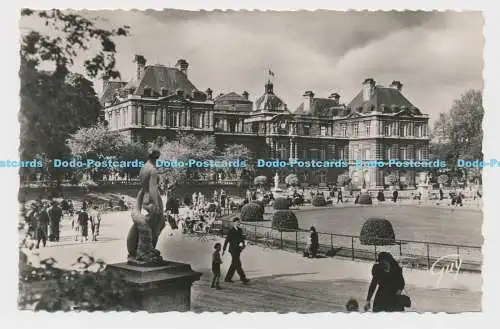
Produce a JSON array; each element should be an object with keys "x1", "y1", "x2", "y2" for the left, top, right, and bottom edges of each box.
[{"x1": 268, "y1": 69, "x2": 275, "y2": 77}]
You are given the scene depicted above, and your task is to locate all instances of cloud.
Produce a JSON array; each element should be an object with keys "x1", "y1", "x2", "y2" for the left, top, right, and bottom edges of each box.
[{"x1": 20, "y1": 10, "x2": 483, "y2": 121}]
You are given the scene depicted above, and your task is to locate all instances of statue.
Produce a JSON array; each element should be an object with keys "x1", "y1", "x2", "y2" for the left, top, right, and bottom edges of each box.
[
  {"x1": 126, "y1": 149, "x2": 177, "y2": 266},
  {"x1": 274, "y1": 173, "x2": 279, "y2": 190},
  {"x1": 425, "y1": 173, "x2": 430, "y2": 186}
]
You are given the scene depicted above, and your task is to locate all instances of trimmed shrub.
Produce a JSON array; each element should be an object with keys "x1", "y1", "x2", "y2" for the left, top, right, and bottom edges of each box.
[
  {"x1": 359, "y1": 217, "x2": 396, "y2": 245},
  {"x1": 273, "y1": 197, "x2": 291, "y2": 210},
  {"x1": 312, "y1": 195, "x2": 327, "y2": 207},
  {"x1": 250, "y1": 200, "x2": 265, "y2": 216},
  {"x1": 240, "y1": 202, "x2": 264, "y2": 221},
  {"x1": 437, "y1": 174, "x2": 449, "y2": 185},
  {"x1": 358, "y1": 193, "x2": 372, "y2": 205},
  {"x1": 183, "y1": 194, "x2": 192, "y2": 206},
  {"x1": 272, "y1": 210, "x2": 299, "y2": 232}
]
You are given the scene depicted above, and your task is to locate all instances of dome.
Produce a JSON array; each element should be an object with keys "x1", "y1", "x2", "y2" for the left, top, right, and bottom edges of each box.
[{"x1": 254, "y1": 80, "x2": 285, "y2": 111}]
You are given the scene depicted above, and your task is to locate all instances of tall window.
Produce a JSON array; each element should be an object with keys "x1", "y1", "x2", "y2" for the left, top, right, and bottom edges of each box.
[
  {"x1": 338, "y1": 148, "x2": 345, "y2": 160},
  {"x1": 384, "y1": 124, "x2": 390, "y2": 136},
  {"x1": 400, "y1": 146, "x2": 407, "y2": 160},
  {"x1": 278, "y1": 144, "x2": 287, "y2": 159},
  {"x1": 365, "y1": 122, "x2": 371, "y2": 136},
  {"x1": 341, "y1": 124, "x2": 347, "y2": 136},
  {"x1": 353, "y1": 124, "x2": 359, "y2": 137},
  {"x1": 399, "y1": 124, "x2": 406, "y2": 137},
  {"x1": 386, "y1": 146, "x2": 392, "y2": 160},
  {"x1": 414, "y1": 124, "x2": 421, "y2": 137},
  {"x1": 303, "y1": 125, "x2": 310, "y2": 136},
  {"x1": 415, "y1": 148, "x2": 422, "y2": 160},
  {"x1": 320, "y1": 147, "x2": 326, "y2": 160},
  {"x1": 320, "y1": 125, "x2": 327, "y2": 136}
]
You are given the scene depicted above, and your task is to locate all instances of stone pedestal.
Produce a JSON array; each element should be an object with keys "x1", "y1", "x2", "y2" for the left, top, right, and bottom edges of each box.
[{"x1": 107, "y1": 262, "x2": 201, "y2": 312}]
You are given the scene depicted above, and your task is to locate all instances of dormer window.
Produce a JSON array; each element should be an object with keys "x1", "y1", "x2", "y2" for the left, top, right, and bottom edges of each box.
[
  {"x1": 161, "y1": 88, "x2": 168, "y2": 97},
  {"x1": 143, "y1": 87, "x2": 152, "y2": 97}
]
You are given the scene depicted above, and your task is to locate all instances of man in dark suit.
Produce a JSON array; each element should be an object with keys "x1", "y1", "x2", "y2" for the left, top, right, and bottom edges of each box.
[{"x1": 223, "y1": 217, "x2": 250, "y2": 284}]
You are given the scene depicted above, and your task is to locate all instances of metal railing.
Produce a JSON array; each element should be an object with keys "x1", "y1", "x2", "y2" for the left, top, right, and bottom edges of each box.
[{"x1": 216, "y1": 212, "x2": 481, "y2": 273}]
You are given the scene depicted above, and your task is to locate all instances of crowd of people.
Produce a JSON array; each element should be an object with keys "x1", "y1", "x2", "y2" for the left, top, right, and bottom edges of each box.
[{"x1": 23, "y1": 198, "x2": 106, "y2": 248}]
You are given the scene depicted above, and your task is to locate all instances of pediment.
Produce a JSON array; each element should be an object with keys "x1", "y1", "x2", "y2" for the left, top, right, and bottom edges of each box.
[{"x1": 394, "y1": 108, "x2": 416, "y2": 117}]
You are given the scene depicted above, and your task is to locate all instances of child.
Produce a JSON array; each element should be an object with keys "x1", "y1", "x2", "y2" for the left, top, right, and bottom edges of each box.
[
  {"x1": 211, "y1": 242, "x2": 223, "y2": 289},
  {"x1": 345, "y1": 298, "x2": 359, "y2": 312}
]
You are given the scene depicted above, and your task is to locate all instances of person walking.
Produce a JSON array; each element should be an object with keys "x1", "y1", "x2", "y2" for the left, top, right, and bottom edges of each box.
[
  {"x1": 78, "y1": 206, "x2": 90, "y2": 243},
  {"x1": 392, "y1": 190, "x2": 399, "y2": 203},
  {"x1": 308, "y1": 226, "x2": 319, "y2": 258},
  {"x1": 223, "y1": 217, "x2": 250, "y2": 284},
  {"x1": 439, "y1": 188, "x2": 444, "y2": 201},
  {"x1": 89, "y1": 206, "x2": 101, "y2": 241},
  {"x1": 364, "y1": 252, "x2": 406, "y2": 312},
  {"x1": 211, "y1": 242, "x2": 223, "y2": 289},
  {"x1": 337, "y1": 189, "x2": 343, "y2": 204},
  {"x1": 48, "y1": 201, "x2": 63, "y2": 242},
  {"x1": 35, "y1": 203, "x2": 50, "y2": 249}
]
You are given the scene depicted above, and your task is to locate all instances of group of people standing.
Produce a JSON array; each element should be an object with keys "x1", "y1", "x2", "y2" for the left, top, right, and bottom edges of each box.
[
  {"x1": 26, "y1": 200, "x2": 64, "y2": 248},
  {"x1": 71, "y1": 203, "x2": 102, "y2": 243}
]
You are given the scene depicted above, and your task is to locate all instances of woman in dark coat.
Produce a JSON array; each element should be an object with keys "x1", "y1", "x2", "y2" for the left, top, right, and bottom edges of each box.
[
  {"x1": 364, "y1": 252, "x2": 405, "y2": 312},
  {"x1": 309, "y1": 226, "x2": 319, "y2": 258}
]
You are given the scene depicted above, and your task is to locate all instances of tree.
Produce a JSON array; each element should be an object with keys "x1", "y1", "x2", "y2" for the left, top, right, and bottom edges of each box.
[
  {"x1": 285, "y1": 174, "x2": 299, "y2": 187},
  {"x1": 437, "y1": 174, "x2": 449, "y2": 186},
  {"x1": 19, "y1": 9, "x2": 129, "y2": 180},
  {"x1": 67, "y1": 123, "x2": 128, "y2": 180},
  {"x1": 431, "y1": 90, "x2": 483, "y2": 183},
  {"x1": 117, "y1": 142, "x2": 149, "y2": 179},
  {"x1": 337, "y1": 173, "x2": 351, "y2": 187},
  {"x1": 158, "y1": 134, "x2": 216, "y2": 184},
  {"x1": 385, "y1": 173, "x2": 399, "y2": 187},
  {"x1": 220, "y1": 144, "x2": 253, "y2": 179},
  {"x1": 254, "y1": 176, "x2": 267, "y2": 188}
]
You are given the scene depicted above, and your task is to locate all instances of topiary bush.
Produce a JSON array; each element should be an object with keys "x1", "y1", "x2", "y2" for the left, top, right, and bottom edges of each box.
[
  {"x1": 254, "y1": 176, "x2": 267, "y2": 188},
  {"x1": 272, "y1": 210, "x2": 299, "y2": 232},
  {"x1": 285, "y1": 174, "x2": 299, "y2": 187},
  {"x1": 312, "y1": 195, "x2": 327, "y2": 207},
  {"x1": 250, "y1": 200, "x2": 265, "y2": 216},
  {"x1": 273, "y1": 197, "x2": 291, "y2": 210},
  {"x1": 358, "y1": 193, "x2": 372, "y2": 205},
  {"x1": 359, "y1": 217, "x2": 396, "y2": 245},
  {"x1": 240, "y1": 202, "x2": 264, "y2": 221}
]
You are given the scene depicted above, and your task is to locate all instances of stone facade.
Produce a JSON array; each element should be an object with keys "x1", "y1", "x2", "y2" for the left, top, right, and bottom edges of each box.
[{"x1": 101, "y1": 58, "x2": 430, "y2": 189}]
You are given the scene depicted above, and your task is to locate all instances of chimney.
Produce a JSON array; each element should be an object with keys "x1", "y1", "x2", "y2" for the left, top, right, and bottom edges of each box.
[
  {"x1": 176, "y1": 88, "x2": 184, "y2": 97},
  {"x1": 242, "y1": 91, "x2": 249, "y2": 100},
  {"x1": 328, "y1": 92, "x2": 341, "y2": 105},
  {"x1": 101, "y1": 74, "x2": 110, "y2": 92},
  {"x1": 362, "y1": 78, "x2": 376, "y2": 101},
  {"x1": 302, "y1": 90, "x2": 315, "y2": 113},
  {"x1": 206, "y1": 88, "x2": 213, "y2": 100},
  {"x1": 265, "y1": 80, "x2": 274, "y2": 94},
  {"x1": 134, "y1": 55, "x2": 147, "y2": 80},
  {"x1": 390, "y1": 80, "x2": 403, "y2": 92},
  {"x1": 176, "y1": 59, "x2": 189, "y2": 76}
]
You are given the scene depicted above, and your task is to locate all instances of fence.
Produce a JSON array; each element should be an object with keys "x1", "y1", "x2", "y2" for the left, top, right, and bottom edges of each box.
[{"x1": 217, "y1": 215, "x2": 482, "y2": 273}]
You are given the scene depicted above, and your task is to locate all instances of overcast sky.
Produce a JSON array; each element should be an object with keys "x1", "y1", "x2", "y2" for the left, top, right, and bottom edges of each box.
[{"x1": 21, "y1": 9, "x2": 483, "y2": 122}]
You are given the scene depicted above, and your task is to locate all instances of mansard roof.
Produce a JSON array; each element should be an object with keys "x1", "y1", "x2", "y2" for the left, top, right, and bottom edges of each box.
[
  {"x1": 348, "y1": 86, "x2": 422, "y2": 115},
  {"x1": 125, "y1": 65, "x2": 198, "y2": 97},
  {"x1": 295, "y1": 98, "x2": 346, "y2": 117}
]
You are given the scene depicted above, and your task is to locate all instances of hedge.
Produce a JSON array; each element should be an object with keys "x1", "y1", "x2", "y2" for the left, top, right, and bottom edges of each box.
[
  {"x1": 358, "y1": 193, "x2": 372, "y2": 205},
  {"x1": 273, "y1": 197, "x2": 291, "y2": 210},
  {"x1": 312, "y1": 195, "x2": 327, "y2": 207},
  {"x1": 240, "y1": 203, "x2": 264, "y2": 221},
  {"x1": 271, "y1": 210, "x2": 299, "y2": 232},
  {"x1": 359, "y1": 217, "x2": 396, "y2": 245}
]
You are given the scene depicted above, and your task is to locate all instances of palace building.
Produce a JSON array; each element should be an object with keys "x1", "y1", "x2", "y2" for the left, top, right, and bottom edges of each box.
[{"x1": 100, "y1": 57, "x2": 430, "y2": 189}]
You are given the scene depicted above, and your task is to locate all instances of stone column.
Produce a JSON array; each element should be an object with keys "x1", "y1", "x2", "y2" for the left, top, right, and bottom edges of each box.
[
  {"x1": 289, "y1": 139, "x2": 293, "y2": 159},
  {"x1": 107, "y1": 262, "x2": 201, "y2": 312},
  {"x1": 294, "y1": 141, "x2": 298, "y2": 159},
  {"x1": 187, "y1": 109, "x2": 191, "y2": 127},
  {"x1": 137, "y1": 106, "x2": 143, "y2": 126}
]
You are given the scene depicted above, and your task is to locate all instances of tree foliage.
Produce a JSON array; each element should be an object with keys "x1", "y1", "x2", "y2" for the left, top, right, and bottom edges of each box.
[
  {"x1": 254, "y1": 176, "x2": 267, "y2": 187},
  {"x1": 285, "y1": 174, "x2": 299, "y2": 186},
  {"x1": 431, "y1": 90, "x2": 484, "y2": 174},
  {"x1": 337, "y1": 173, "x2": 351, "y2": 187},
  {"x1": 68, "y1": 123, "x2": 128, "y2": 158},
  {"x1": 19, "y1": 9, "x2": 129, "y2": 180},
  {"x1": 158, "y1": 134, "x2": 216, "y2": 184}
]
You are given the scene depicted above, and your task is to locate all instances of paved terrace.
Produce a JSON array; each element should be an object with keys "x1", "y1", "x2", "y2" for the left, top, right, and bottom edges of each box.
[{"x1": 22, "y1": 211, "x2": 481, "y2": 313}]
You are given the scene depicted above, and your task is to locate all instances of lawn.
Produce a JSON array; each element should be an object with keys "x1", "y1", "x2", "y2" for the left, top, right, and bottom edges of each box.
[{"x1": 291, "y1": 205, "x2": 482, "y2": 246}]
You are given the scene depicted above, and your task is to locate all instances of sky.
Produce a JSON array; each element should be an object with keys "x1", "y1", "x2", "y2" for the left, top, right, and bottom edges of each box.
[{"x1": 20, "y1": 9, "x2": 484, "y2": 122}]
